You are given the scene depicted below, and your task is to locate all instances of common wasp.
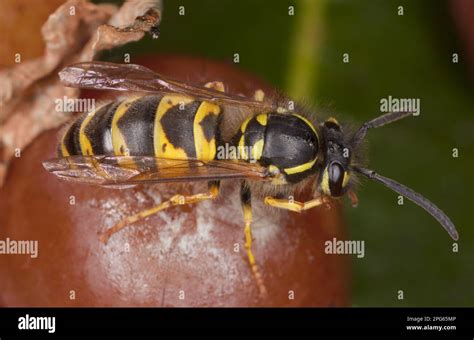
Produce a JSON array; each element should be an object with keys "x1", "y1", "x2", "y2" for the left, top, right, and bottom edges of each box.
[{"x1": 43, "y1": 61, "x2": 459, "y2": 297}]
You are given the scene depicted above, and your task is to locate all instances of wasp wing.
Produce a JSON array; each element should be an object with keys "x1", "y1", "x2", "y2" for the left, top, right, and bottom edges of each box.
[
  {"x1": 59, "y1": 61, "x2": 277, "y2": 111},
  {"x1": 43, "y1": 155, "x2": 269, "y2": 187}
]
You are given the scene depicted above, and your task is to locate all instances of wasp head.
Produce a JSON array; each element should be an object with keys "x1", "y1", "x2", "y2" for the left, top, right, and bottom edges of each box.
[
  {"x1": 314, "y1": 110, "x2": 458, "y2": 241},
  {"x1": 317, "y1": 117, "x2": 354, "y2": 197}
]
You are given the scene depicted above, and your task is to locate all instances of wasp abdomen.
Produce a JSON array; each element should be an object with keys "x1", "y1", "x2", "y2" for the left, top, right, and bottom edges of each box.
[
  {"x1": 233, "y1": 113, "x2": 267, "y2": 161},
  {"x1": 58, "y1": 95, "x2": 222, "y2": 161}
]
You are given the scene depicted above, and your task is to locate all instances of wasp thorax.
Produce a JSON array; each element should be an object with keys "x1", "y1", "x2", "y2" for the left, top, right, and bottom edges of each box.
[{"x1": 235, "y1": 112, "x2": 320, "y2": 184}]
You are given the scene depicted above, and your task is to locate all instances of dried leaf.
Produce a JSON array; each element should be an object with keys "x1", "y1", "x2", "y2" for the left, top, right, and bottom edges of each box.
[{"x1": 0, "y1": 0, "x2": 162, "y2": 187}]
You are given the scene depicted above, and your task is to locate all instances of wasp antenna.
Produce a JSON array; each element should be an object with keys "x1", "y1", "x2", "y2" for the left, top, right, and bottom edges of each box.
[
  {"x1": 353, "y1": 111, "x2": 414, "y2": 145},
  {"x1": 353, "y1": 167, "x2": 459, "y2": 241}
]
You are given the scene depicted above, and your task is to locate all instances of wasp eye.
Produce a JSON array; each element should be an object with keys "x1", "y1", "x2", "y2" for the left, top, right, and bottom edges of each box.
[{"x1": 328, "y1": 162, "x2": 344, "y2": 196}]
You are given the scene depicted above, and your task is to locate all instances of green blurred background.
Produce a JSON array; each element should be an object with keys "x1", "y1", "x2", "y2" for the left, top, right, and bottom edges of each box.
[{"x1": 98, "y1": 0, "x2": 473, "y2": 306}]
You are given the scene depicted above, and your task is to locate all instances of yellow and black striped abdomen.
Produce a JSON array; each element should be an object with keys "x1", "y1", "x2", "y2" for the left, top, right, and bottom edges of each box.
[{"x1": 58, "y1": 95, "x2": 222, "y2": 161}]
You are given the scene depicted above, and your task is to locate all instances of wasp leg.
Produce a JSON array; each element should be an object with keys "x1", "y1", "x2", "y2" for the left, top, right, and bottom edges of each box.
[
  {"x1": 253, "y1": 89, "x2": 265, "y2": 102},
  {"x1": 204, "y1": 81, "x2": 225, "y2": 92},
  {"x1": 90, "y1": 156, "x2": 113, "y2": 180},
  {"x1": 241, "y1": 183, "x2": 267, "y2": 298},
  {"x1": 347, "y1": 190, "x2": 359, "y2": 207},
  {"x1": 99, "y1": 181, "x2": 220, "y2": 244},
  {"x1": 264, "y1": 195, "x2": 331, "y2": 213}
]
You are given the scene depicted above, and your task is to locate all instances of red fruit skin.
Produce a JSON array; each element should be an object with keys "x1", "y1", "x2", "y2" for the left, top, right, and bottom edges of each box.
[
  {"x1": 450, "y1": 0, "x2": 474, "y2": 81},
  {"x1": 0, "y1": 56, "x2": 350, "y2": 307}
]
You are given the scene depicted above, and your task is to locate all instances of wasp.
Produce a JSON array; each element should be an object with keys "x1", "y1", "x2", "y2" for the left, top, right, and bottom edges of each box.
[{"x1": 43, "y1": 61, "x2": 459, "y2": 297}]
